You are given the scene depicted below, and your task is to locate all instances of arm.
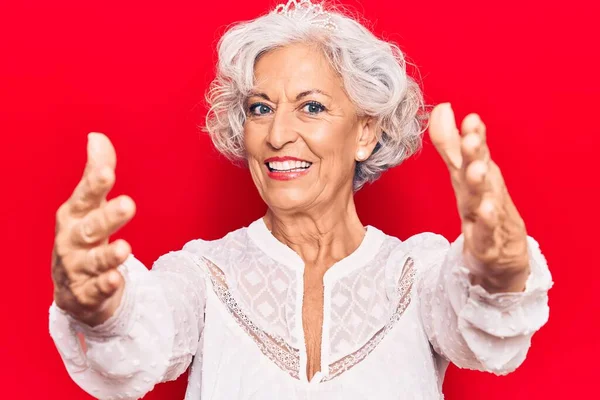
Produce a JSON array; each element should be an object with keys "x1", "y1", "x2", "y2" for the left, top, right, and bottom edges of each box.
[
  {"x1": 49, "y1": 248, "x2": 207, "y2": 400},
  {"x1": 418, "y1": 104, "x2": 554, "y2": 373},
  {"x1": 412, "y1": 232, "x2": 552, "y2": 374}
]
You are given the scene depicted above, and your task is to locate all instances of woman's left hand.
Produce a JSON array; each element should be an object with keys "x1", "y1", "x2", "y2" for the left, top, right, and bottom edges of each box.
[{"x1": 428, "y1": 103, "x2": 530, "y2": 293}]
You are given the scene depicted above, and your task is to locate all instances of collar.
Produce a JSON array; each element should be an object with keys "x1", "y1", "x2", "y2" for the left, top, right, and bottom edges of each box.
[{"x1": 247, "y1": 217, "x2": 386, "y2": 283}]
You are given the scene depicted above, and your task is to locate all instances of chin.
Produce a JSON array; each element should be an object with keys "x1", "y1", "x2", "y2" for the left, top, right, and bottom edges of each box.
[{"x1": 264, "y1": 186, "x2": 313, "y2": 212}]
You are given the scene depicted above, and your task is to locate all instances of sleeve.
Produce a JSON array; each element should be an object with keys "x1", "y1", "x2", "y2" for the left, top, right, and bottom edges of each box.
[
  {"x1": 48, "y1": 246, "x2": 208, "y2": 400},
  {"x1": 410, "y1": 232, "x2": 553, "y2": 375}
]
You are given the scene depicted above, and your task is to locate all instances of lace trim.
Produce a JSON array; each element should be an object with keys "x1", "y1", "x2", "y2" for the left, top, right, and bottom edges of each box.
[
  {"x1": 203, "y1": 256, "x2": 415, "y2": 382},
  {"x1": 322, "y1": 257, "x2": 416, "y2": 382},
  {"x1": 203, "y1": 257, "x2": 301, "y2": 379}
]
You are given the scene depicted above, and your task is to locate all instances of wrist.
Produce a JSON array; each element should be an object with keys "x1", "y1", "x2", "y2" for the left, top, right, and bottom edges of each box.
[
  {"x1": 54, "y1": 285, "x2": 125, "y2": 327},
  {"x1": 469, "y1": 265, "x2": 531, "y2": 294}
]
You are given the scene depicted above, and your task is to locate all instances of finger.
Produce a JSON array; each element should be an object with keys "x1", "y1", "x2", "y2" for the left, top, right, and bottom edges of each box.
[
  {"x1": 465, "y1": 196, "x2": 501, "y2": 261},
  {"x1": 460, "y1": 113, "x2": 487, "y2": 141},
  {"x1": 460, "y1": 159, "x2": 507, "y2": 218},
  {"x1": 79, "y1": 270, "x2": 123, "y2": 307},
  {"x1": 71, "y1": 195, "x2": 136, "y2": 246},
  {"x1": 458, "y1": 114, "x2": 492, "y2": 217},
  {"x1": 68, "y1": 133, "x2": 118, "y2": 216},
  {"x1": 465, "y1": 156, "x2": 488, "y2": 185},
  {"x1": 82, "y1": 239, "x2": 132, "y2": 275},
  {"x1": 68, "y1": 165, "x2": 115, "y2": 216},
  {"x1": 460, "y1": 133, "x2": 489, "y2": 169},
  {"x1": 458, "y1": 159, "x2": 488, "y2": 219},
  {"x1": 476, "y1": 195, "x2": 499, "y2": 232},
  {"x1": 84, "y1": 132, "x2": 117, "y2": 175},
  {"x1": 428, "y1": 103, "x2": 462, "y2": 171},
  {"x1": 460, "y1": 114, "x2": 490, "y2": 168}
]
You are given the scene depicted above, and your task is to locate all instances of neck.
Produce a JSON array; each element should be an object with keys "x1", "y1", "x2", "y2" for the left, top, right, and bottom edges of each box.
[{"x1": 263, "y1": 195, "x2": 366, "y2": 273}]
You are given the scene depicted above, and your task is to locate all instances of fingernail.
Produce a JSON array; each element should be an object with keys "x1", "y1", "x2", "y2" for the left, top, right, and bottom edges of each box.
[
  {"x1": 439, "y1": 102, "x2": 454, "y2": 120},
  {"x1": 115, "y1": 242, "x2": 128, "y2": 259},
  {"x1": 119, "y1": 197, "x2": 130, "y2": 211},
  {"x1": 108, "y1": 270, "x2": 120, "y2": 285},
  {"x1": 464, "y1": 134, "x2": 481, "y2": 149},
  {"x1": 87, "y1": 133, "x2": 99, "y2": 157}
]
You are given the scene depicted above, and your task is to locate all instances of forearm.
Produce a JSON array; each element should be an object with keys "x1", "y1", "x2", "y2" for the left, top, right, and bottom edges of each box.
[
  {"x1": 49, "y1": 251, "x2": 207, "y2": 399},
  {"x1": 419, "y1": 234, "x2": 553, "y2": 374}
]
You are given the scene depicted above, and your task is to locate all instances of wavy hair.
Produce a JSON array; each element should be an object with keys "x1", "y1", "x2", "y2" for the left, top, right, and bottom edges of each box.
[{"x1": 204, "y1": 2, "x2": 429, "y2": 190}]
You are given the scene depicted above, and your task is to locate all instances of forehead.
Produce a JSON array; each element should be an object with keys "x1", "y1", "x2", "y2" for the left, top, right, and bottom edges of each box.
[{"x1": 253, "y1": 42, "x2": 342, "y2": 94}]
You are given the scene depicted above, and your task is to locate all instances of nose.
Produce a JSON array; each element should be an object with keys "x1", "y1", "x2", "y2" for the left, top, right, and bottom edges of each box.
[{"x1": 266, "y1": 108, "x2": 298, "y2": 150}]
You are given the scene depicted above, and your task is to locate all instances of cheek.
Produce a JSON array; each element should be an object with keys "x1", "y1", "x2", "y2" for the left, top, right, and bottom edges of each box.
[
  {"x1": 308, "y1": 123, "x2": 356, "y2": 167},
  {"x1": 245, "y1": 134, "x2": 262, "y2": 159},
  {"x1": 243, "y1": 127, "x2": 263, "y2": 174},
  {"x1": 244, "y1": 124, "x2": 269, "y2": 165},
  {"x1": 243, "y1": 125, "x2": 258, "y2": 156}
]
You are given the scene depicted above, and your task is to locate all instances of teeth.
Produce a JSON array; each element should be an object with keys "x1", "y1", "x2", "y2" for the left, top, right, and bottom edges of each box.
[{"x1": 267, "y1": 160, "x2": 312, "y2": 171}]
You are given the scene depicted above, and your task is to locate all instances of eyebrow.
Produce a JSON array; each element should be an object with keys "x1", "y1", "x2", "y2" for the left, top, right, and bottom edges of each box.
[
  {"x1": 248, "y1": 91, "x2": 272, "y2": 101},
  {"x1": 247, "y1": 89, "x2": 332, "y2": 102},
  {"x1": 295, "y1": 89, "x2": 331, "y2": 100}
]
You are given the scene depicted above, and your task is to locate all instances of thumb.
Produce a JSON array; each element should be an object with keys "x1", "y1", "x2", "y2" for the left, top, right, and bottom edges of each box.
[
  {"x1": 429, "y1": 103, "x2": 462, "y2": 170},
  {"x1": 85, "y1": 132, "x2": 117, "y2": 174}
]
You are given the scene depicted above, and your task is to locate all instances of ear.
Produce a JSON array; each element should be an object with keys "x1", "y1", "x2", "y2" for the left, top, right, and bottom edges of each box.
[{"x1": 355, "y1": 116, "x2": 378, "y2": 162}]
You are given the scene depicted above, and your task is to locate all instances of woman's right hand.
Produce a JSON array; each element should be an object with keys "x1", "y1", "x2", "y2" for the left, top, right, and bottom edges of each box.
[{"x1": 52, "y1": 133, "x2": 136, "y2": 326}]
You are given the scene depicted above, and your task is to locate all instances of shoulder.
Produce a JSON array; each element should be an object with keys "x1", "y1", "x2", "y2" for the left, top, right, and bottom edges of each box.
[
  {"x1": 151, "y1": 224, "x2": 252, "y2": 274},
  {"x1": 181, "y1": 224, "x2": 252, "y2": 264},
  {"x1": 379, "y1": 229, "x2": 451, "y2": 262},
  {"x1": 380, "y1": 230, "x2": 452, "y2": 293},
  {"x1": 396, "y1": 233, "x2": 452, "y2": 279},
  {"x1": 396, "y1": 231, "x2": 450, "y2": 250}
]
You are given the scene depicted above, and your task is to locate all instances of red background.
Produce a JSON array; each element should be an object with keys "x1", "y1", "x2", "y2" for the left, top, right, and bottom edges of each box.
[{"x1": 1, "y1": 0, "x2": 598, "y2": 398}]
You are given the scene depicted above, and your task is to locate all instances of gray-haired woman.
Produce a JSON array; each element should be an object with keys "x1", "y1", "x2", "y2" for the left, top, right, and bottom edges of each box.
[{"x1": 50, "y1": 1, "x2": 553, "y2": 399}]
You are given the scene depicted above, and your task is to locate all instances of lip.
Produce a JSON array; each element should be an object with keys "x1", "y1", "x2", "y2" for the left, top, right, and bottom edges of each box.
[
  {"x1": 264, "y1": 156, "x2": 310, "y2": 163},
  {"x1": 264, "y1": 156, "x2": 312, "y2": 181}
]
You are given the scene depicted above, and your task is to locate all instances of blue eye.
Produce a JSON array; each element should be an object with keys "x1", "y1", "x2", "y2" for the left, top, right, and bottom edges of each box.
[
  {"x1": 302, "y1": 101, "x2": 326, "y2": 114},
  {"x1": 248, "y1": 103, "x2": 272, "y2": 116}
]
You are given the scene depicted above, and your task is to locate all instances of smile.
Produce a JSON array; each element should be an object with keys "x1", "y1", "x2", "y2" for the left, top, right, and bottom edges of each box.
[
  {"x1": 267, "y1": 160, "x2": 312, "y2": 172},
  {"x1": 264, "y1": 157, "x2": 313, "y2": 181}
]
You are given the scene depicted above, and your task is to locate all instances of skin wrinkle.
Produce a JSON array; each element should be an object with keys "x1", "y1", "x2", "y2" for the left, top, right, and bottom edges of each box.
[
  {"x1": 243, "y1": 43, "x2": 378, "y2": 380},
  {"x1": 239, "y1": 41, "x2": 531, "y2": 377},
  {"x1": 245, "y1": 44, "x2": 376, "y2": 264},
  {"x1": 47, "y1": 6, "x2": 547, "y2": 396},
  {"x1": 205, "y1": 12, "x2": 428, "y2": 191},
  {"x1": 45, "y1": 3, "x2": 551, "y2": 398}
]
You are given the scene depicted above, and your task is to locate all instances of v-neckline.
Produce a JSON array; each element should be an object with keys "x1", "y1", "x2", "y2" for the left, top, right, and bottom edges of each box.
[
  {"x1": 247, "y1": 217, "x2": 385, "y2": 284},
  {"x1": 243, "y1": 217, "x2": 389, "y2": 382}
]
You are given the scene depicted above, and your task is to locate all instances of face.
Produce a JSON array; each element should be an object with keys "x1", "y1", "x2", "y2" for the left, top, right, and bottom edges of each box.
[{"x1": 243, "y1": 43, "x2": 376, "y2": 213}]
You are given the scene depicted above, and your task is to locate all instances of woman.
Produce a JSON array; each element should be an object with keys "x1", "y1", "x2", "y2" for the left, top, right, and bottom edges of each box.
[{"x1": 49, "y1": 1, "x2": 552, "y2": 399}]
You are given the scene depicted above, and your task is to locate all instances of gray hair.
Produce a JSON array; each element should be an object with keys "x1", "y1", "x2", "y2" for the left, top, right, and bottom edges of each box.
[{"x1": 204, "y1": 2, "x2": 429, "y2": 190}]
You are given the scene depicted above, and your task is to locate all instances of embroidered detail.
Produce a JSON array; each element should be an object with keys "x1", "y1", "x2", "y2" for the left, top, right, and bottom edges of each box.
[
  {"x1": 322, "y1": 257, "x2": 415, "y2": 381},
  {"x1": 204, "y1": 258, "x2": 301, "y2": 379},
  {"x1": 203, "y1": 255, "x2": 415, "y2": 382}
]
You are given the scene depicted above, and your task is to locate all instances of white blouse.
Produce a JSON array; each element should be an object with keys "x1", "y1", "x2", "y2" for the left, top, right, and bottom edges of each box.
[{"x1": 49, "y1": 218, "x2": 553, "y2": 400}]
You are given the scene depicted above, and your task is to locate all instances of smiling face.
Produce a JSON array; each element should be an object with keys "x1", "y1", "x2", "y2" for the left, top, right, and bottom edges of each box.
[{"x1": 244, "y1": 42, "x2": 376, "y2": 213}]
